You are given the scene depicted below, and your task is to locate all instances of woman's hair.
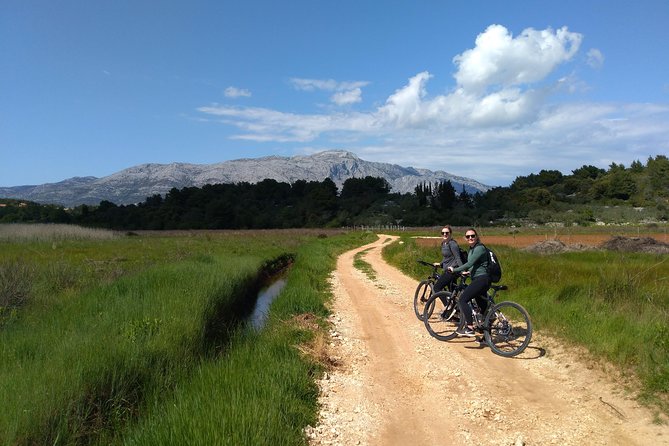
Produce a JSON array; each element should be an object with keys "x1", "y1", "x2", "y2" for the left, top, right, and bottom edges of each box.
[{"x1": 442, "y1": 225, "x2": 453, "y2": 233}]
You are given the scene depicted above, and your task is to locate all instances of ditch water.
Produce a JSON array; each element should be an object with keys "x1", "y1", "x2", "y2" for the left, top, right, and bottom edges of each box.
[{"x1": 249, "y1": 278, "x2": 287, "y2": 330}]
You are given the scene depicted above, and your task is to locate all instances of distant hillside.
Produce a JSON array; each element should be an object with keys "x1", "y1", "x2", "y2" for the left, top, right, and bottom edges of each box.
[{"x1": 0, "y1": 151, "x2": 490, "y2": 207}]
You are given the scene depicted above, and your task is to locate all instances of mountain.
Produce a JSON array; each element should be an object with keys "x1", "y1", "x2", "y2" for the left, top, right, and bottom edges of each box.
[{"x1": 0, "y1": 150, "x2": 491, "y2": 207}]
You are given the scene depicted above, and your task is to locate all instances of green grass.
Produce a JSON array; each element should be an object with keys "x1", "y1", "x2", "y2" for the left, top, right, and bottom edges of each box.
[
  {"x1": 0, "y1": 226, "x2": 375, "y2": 445},
  {"x1": 1, "y1": 253, "x2": 264, "y2": 444},
  {"x1": 353, "y1": 248, "x2": 376, "y2": 280},
  {"x1": 117, "y1": 231, "x2": 377, "y2": 445},
  {"x1": 382, "y1": 235, "x2": 669, "y2": 415}
]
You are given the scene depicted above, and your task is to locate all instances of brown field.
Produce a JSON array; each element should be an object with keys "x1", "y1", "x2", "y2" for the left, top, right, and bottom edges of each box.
[
  {"x1": 129, "y1": 227, "x2": 669, "y2": 250},
  {"x1": 415, "y1": 232, "x2": 669, "y2": 249}
]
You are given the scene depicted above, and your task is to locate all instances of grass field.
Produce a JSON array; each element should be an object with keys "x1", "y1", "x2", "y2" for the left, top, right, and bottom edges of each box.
[{"x1": 0, "y1": 224, "x2": 375, "y2": 445}]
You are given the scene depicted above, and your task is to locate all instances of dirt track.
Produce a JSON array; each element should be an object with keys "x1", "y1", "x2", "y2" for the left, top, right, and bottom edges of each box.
[{"x1": 306, "y1": 235, "x2": 669, "y2": 446}]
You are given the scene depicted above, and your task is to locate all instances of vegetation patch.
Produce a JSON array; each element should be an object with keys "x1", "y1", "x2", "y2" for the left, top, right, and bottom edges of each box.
[
  {"x1": 0, "y1": 228, "x2": 375, "y2": 445},
  {"x1": 353, "y1": 248, "x2": 377, "y2": 281}
]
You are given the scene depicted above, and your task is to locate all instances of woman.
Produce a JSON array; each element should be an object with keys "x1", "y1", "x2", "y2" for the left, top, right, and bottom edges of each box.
[
  {"x1": 447, "y1": 228, "x2": 490, "y2": 337},
  {"x1": 432, "y1": 225, "x2": 463, "y2": 293}
]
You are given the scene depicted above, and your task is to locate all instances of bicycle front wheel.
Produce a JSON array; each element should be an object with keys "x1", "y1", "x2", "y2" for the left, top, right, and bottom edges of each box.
[
  {"x1": 413, "y1": 280, "x2": 433, "y2": 321},
  {"x1": 484, "y1": 301, "x2": 532, "y2": 357},
  {"x1": 423, "y1": 291, "x2": 461, "y2": 341}
]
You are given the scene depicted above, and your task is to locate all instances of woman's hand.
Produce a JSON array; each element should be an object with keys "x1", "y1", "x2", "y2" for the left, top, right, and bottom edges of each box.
[{"x1": 447, "y1": 266, "x2": 454, "y2": 273}]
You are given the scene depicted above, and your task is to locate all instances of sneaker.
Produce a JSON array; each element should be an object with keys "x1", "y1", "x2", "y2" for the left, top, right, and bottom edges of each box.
[
  {"x1": 440, "y1": 307, "x2": 457, "y2": 321},
  {"x1": 457, "y1": 326, "x2": 476, "y2": 337}
]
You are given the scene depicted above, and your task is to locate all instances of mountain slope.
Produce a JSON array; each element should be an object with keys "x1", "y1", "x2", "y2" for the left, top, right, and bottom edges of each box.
[{"x1": 0, "y1": 151, "x2": 490, "y2": 207}]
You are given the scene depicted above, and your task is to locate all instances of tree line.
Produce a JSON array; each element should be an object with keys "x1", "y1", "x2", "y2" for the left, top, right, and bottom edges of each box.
[{"x1": 1, "y1": 155, "x2": 668, "y2": 229}]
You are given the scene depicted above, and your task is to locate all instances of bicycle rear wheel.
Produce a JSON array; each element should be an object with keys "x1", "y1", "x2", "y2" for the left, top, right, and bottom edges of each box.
[
  {"x1": 484, "y1": 301, "x2": 532, "y2": 357},
  {"x1": 413, "y1": 280, "x2": 433, "y2": 321},
  {"x1": 423, "y1": 291, "x2": 461, "y2": 341}
]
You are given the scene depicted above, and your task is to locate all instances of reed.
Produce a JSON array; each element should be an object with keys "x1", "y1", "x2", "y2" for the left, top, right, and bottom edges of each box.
[{"x1": 0, "y1": 223, "x2": 120, "y2": 241}]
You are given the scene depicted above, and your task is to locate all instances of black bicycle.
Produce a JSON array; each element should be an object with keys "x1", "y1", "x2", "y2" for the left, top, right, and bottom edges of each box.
[
  {"x1": 423, "y1": 279, "x2": 532, "y2": 357},
  {"x1": 413, "y1": 260, "x2": 441, "y2": 321},
  {"x1": 420, "y1": 275, "x2": 467, "y2": 339}
]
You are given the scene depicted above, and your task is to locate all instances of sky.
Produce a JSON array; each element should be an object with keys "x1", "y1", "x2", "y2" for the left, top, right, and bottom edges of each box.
[{"x1": 2, "y1": 1, "x2": 669, "y2": 188}]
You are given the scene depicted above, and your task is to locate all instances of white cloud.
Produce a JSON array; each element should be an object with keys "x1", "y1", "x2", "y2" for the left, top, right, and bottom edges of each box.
[
  {"x1": 199, "y1": 25, "x2": 669, "y2": 185},
  {"x1": 453, "y1": 25, "x2": 582, "y2": 93},
  {"x1": 290, "y1": 77, "x2": 369, "y2": 106},
  {"x1": 586, "y1": 48, "x2": 604, "y2": 69},
  {"x1": 331, "y1": 88, "x2": 363, "y2": 105},
  {"x1": 224, "y1": 86, "x2": 252, "y2": 98},
  {"x1": 290, "y1": 78, "x2": 369, "y2": 92}
]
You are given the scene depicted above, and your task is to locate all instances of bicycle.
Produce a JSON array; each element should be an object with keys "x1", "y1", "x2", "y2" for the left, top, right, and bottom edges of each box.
[
  {"x1": 423, "y1": 279, "x2": 532, "y2": 357},
  {"x1": 421, "y1": 275, "x2": 467, "y2": 339},
  {"x1": 413, "y1": 260, "x2": 441, "y2": 321}
]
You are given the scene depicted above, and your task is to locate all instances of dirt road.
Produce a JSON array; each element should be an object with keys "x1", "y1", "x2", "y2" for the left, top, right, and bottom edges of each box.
[{"x1": 305, "y1": 235, "x2": 668, "y2": 446}]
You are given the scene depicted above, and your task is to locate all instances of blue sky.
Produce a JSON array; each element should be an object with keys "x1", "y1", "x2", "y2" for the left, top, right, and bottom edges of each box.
[{"x1": 2, "y1": 1, "x2": 668, "y2": 188}]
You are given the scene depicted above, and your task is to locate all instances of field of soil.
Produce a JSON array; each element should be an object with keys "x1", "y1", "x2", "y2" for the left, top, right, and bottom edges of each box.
[
  {"x1": 306, "y1": 235, "x2": 669, "y2": 446},
  {"x1": 415, "y1": 232, "x2": 669, "y2": 249}
]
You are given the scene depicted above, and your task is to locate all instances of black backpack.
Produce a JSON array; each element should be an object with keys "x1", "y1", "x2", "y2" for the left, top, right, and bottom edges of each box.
[
  {"x1": 485, "y1": 247, "x2": 502, "y2": 283},
  {"x1": 458, "y1": 247, "x2": 468, "y2": 264}
]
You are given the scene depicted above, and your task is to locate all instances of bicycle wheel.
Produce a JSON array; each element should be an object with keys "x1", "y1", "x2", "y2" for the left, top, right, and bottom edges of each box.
[
  {"x1": 423, "y1": 291, "x2": 461, "y2": 341},
  {"x1": 413, "y1": 280, "x2": 433, "y2": 321},
  {"x1": 484, "y1": 301, "x2": 532, "y2": 357}
]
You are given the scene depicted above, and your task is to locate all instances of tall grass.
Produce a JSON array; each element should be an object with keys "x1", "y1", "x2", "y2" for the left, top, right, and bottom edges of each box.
[
  {"x1": 0, "y1": 253, "x2": 263, "y2": 444},
  {"x1": 383, "y1": 236, "x2": 669, "y2": 414},
  {"x1": 0, "y1": 228, "x2": 375, "y2": 444},
  {"x1": 0, "y1": 223, "x2": 120, "y2": 241},
  {"x1": 116, "y1": 231, "x2": 376, "y2": 445}
]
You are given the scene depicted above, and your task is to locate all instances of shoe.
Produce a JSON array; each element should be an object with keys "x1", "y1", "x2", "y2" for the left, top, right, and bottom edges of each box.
[
  {"x1": 441, "y1": 302, "x2": 459, "y2": 320},
  {"x1": 457, "y1": 326, "x2": 476, "y2": 337},
  {"x1": 440, "y1": 307, "x2": 457, "y2": 321}
]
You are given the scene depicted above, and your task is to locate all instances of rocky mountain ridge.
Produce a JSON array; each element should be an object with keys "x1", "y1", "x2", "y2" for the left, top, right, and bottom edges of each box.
[{"x1": 0, "y1": 151, "x2": 490, "y2": 207}]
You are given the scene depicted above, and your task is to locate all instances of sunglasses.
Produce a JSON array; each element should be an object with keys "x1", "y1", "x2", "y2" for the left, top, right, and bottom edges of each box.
[
  {"x1": 465, "y1": 234, "x2": 477, "y2": 239},
  {"x1": 441, "y1": 231, "x2": 450, "y2": 235}
]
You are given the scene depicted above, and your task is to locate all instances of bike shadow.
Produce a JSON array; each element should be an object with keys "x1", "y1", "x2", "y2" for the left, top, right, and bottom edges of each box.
[{"x1": 461, "y1": 338, "x2": 546, "y2": 359}]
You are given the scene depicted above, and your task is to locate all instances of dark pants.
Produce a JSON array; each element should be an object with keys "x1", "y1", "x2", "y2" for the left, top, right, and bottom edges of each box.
[
  {"x1": 434, "y1": 270, "x2": 456, "y2": 293},
  {"x1": 458, "y1": 275, "x2": 491, "y2": 325}
]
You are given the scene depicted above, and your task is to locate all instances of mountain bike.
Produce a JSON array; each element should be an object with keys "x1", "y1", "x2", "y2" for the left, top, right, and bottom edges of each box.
[
  {"x1": 421, "y1": 275, "x2": 467, "y2": 339},
  {"x1": 413, "y1": 260, "x2": 441, "y2": 321},
  {"x1": 423, "y1": 279, "x2": 532, "y2": 357}
]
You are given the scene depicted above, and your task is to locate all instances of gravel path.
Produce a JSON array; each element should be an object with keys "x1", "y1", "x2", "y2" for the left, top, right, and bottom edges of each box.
[{"x1": 306, "y1": 235, "x2": 669, "y2": 446}]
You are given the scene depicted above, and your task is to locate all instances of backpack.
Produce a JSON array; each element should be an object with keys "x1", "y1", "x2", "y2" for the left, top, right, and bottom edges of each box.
[
  {"x1": 458, "y1": 247, "x2": 468, "y2": 264},
  {"x1": 485, "y1": 247, "x2": 502, "y2": 283}
]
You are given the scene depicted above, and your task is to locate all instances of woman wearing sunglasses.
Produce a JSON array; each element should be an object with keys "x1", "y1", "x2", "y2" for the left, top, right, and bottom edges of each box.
[
  {"x1": 432, "y1": 225, "x2": 464, "y2": 294},
  {"x1": 447, "y1": 228, "x2": 491, "y2": 337}
]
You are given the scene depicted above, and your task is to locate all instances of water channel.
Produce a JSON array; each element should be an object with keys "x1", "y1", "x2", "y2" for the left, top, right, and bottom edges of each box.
[{"x1": 249, "y1": 278, "x2": 287, "y2": 330}]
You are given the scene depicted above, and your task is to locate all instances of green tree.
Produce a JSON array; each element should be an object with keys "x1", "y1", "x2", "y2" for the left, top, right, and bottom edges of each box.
[
  {"x1": 572, "y1": 165, "x2": 605, "y2": 179},
  {"x1": 607, "y1": 170, "x2": 637, "y2": 200},
  {"x1": 647, "y1": 155, "x2": 669, "y2": 196},
  {"x1": 434, "y1": 180, "x2": 456, "y2": 210}
]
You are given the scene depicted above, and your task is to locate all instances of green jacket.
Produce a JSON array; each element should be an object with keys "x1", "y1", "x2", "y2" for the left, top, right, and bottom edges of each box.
[{"x1": 452, "y1": 243, "x2": 489, "y2": 278}]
